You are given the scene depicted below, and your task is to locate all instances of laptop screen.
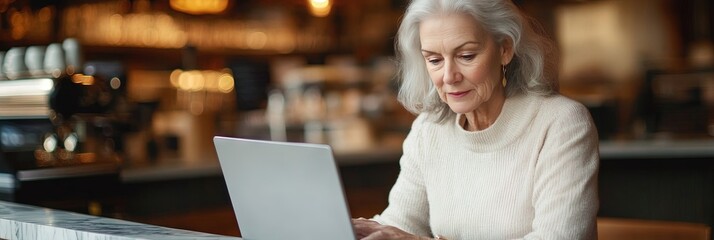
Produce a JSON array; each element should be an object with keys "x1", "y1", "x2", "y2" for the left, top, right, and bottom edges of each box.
[{"x1": 214, "y1": 136, "x2": 356, "y2": 240}]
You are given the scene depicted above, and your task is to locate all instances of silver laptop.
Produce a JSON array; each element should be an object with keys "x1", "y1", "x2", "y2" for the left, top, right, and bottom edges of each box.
[{"x1": 213, "y1": 136, "x2": 356, "y2": 240}]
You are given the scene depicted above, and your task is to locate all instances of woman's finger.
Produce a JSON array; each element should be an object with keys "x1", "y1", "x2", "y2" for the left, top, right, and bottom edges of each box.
[{"x1": 352, "y1": 218, "x2": 381, "y2": 237}]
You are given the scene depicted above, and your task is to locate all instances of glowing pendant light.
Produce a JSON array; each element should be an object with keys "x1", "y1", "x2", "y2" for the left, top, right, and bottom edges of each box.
[
  {"x1": 308, "y1": 0, "x2": 331, "y2": 17},
  {"x1": 170, "y1": 0, "x2": 229, "y2": 15}
]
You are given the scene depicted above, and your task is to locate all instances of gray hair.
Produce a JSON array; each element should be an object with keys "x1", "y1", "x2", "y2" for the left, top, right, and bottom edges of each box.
[{"x1": 395, "y1": 0, "x2": 558, "y2": 122}]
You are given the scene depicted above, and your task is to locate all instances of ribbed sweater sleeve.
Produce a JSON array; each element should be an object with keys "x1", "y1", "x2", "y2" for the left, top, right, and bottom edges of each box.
[
  {"x1": 524, "y1": 98, "x2": 599, "y2": 240},
  {"x1": 373, "y1": 114, "x2": 432, "y2": 236}
]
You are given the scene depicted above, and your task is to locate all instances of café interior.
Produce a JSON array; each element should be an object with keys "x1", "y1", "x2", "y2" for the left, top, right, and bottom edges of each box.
[{"x1": 0, "y1": 0, "x2": 713, "y2": 239}]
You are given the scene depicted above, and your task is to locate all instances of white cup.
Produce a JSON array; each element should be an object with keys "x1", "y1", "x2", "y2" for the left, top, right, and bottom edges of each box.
[
  {"x1": 25, "y1": 45, "x2": 46, "y2": 76},
  {"x1": 3, "y1": 47, "x2": 27, "y2": 79},
  {"x1": 44, "y1": 43, "x2": 66, "y2": 76},
  {"x1": 63, "y1": 38, "x2": 82, "y2": 73}
]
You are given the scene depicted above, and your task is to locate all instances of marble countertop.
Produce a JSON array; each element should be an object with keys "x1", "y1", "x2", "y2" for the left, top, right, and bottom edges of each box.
[{"x1": 0, "y1": 201, "x2": 240, "y2": 240}]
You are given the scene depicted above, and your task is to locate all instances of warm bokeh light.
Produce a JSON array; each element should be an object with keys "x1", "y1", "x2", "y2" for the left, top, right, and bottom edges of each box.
[
  {"x1": 308, "y1": 0, "x2": 331, "y2": 17},
  {"x1": 51, "y1": 69, "x2": 62, "y2": 78},
  {"x1": 247, "y1": 31, "x2": 268, "y2": 49},
  {"x1": 172, "y1": 69, "x2": 233, "y2": 93},
  {"x1": 170, "y1": 69, "x2": 183, "y2": 88},
  {"x1": 110, "y1": 77, "x2": 122, "y2": 90},
  {"x1": 190, "y1": 71, "x2": 205, "y2": 92},
  {"x1": 71, "y1": 74, "x2": 95, "y2": 85},
  {"x1": 10, "y1": 9, "x2": 28, "y2": 39},
  {"x1": 178, "y1": 71, "x2": 193, "y2": 91},
  {"x1": 217, "y1": 74, "x2": 235, "y2": 93},
  {"x1": 170, "y1": 0, "x2": 229, "y2": 15},
  {"x1": 57, "y1": 1, "x2": 317, "y2": 52}
]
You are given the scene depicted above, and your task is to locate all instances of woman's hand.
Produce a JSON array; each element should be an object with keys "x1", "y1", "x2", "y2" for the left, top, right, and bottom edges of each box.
[{"x1": 352, "y1": 218, "x2": 431, "y2": 240}]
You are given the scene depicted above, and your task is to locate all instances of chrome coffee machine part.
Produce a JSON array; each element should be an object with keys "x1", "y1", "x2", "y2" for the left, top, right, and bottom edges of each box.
[{"x1": 0, "y1": 78, "x2": 54, "y2": 119}]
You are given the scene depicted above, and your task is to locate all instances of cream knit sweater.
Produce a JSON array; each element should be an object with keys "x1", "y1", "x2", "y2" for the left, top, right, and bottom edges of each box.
[{"x1": 374, "y1": 93, "x2": 599, "y2": 239}]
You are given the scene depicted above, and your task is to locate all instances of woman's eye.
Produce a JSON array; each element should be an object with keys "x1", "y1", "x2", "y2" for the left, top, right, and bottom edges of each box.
[
  {"x1": 427, "y1": 58, "x2": 442, "y2": 65},
  {"x1": 460, "y1": 54, "x2": 475, "y2": 61}
]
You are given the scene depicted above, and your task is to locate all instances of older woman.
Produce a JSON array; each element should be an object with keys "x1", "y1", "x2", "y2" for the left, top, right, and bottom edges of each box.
[{"x1": 352, "y1": 0, "x2": 599, "y2": 239}]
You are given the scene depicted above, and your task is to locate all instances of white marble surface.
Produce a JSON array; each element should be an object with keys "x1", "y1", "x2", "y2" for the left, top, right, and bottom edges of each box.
[{"x1": 0, "y1": 201, "x2": 241, "y2": 240}]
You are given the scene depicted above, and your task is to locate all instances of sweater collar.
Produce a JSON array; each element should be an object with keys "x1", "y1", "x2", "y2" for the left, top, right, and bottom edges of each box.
[{"x1": 452, "y1": 93, "x2": 542, "y2": 152}]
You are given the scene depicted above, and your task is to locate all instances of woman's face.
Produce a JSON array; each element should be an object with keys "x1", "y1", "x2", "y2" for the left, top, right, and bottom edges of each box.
[{"x1": 419, "y1": 13, "x2": 512, "y2": 114}]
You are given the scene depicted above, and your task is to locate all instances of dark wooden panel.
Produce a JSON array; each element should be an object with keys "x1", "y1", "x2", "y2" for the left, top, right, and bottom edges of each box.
[{"x1": 598, "y1": 157, "x2": 714, "y2": 238}]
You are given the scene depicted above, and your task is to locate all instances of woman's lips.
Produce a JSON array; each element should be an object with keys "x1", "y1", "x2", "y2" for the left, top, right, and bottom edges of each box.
[{"x1": 448, "y1": 90, "x2": 471, "y2": 98}]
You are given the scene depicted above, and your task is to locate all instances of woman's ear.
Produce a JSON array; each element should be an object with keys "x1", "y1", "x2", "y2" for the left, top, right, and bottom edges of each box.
[{"x1": 500, "y1": 37, "x2": 515, "y2": 65}]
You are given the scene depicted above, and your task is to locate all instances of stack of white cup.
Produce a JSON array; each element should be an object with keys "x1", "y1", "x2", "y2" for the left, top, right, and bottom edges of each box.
[{"x1": 0, "y1": 38, "x2": 82, "y2": 80}]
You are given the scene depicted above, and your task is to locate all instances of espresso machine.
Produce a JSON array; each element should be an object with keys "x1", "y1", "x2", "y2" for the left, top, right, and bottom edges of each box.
[{"x1": 0, "y1": 39, "x2": 124, "y2": 215}]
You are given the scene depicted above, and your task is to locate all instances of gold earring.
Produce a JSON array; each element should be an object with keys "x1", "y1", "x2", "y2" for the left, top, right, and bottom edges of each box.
[{"x1": 502, "y1": 65, "x2": 507, "y2": 87}]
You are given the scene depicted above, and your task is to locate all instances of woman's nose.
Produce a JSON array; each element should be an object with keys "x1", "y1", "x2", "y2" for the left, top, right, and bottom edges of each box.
[{"x1": 442, "y1": 61, "x2": 462, "y2": 84}]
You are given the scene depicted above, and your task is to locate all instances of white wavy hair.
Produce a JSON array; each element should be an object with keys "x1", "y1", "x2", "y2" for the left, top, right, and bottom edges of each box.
[{"x1": 396, "y1": 0, "x2": 558, "y2": 122}]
